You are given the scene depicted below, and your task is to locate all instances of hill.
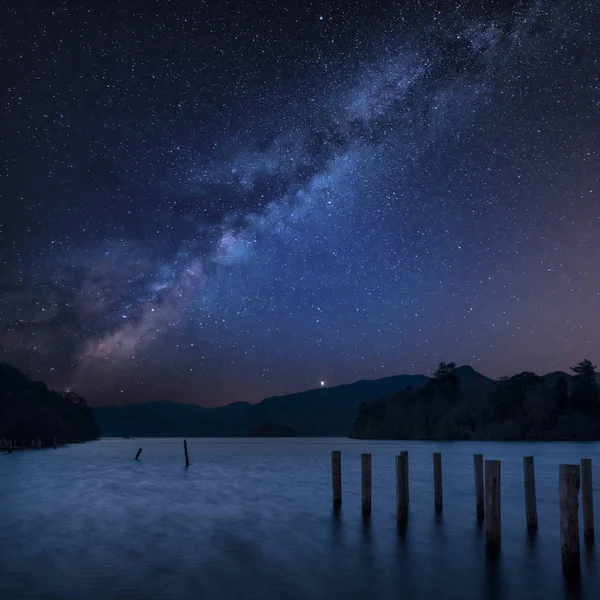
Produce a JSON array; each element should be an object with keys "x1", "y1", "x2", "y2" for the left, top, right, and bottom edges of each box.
[
  {"x1": 93, "y1": 400, "x2": 253, "y2": 437},
  {"x1": 0, "y1": 363, "x2": 100, "y2": 446},
  {"x1": 92, "y1": 373, "x2": 429, "y2": 437}
]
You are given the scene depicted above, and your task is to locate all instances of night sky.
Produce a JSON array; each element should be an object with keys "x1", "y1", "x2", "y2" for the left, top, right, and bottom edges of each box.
[{"x1": 1, "y1": 0, "x2": 599, "y2": 406}]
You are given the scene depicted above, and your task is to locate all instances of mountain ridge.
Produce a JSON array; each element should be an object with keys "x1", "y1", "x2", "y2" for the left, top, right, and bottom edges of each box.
[{"x1": 92, "y1": 365, "x2": 580, "y2": 437}]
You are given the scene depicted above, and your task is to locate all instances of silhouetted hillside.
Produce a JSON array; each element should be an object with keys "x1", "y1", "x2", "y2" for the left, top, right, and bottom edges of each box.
[
  {"x1": 93, "y1": 374, "x2": 429, "y2": 437},
  {"x1": 350, "y1": 362, "x2": 600, "y2": 441},
  {"x1": 0, "y1": 363, "x2": 100, "y2": 445},
  {"x1": 93, "y1": 400, "x2": 253, "y2": 437}
]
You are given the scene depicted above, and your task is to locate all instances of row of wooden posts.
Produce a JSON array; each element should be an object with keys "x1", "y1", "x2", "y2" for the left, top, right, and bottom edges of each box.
[
  {"x1": 331, "y1": 451, "x2": 595, "y2": 575},
  {"x1": 1, "y1": 436, "x2": 58, "y2": 451}
]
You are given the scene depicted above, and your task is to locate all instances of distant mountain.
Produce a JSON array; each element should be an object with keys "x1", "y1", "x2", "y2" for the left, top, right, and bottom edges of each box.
[
  {"x1": 93, "y1": 400, "x2": 253, "y2": 437},
  {"x1": 90, "y1": 365, "x2": 598, "y2": 439},
  {"x1": 0, "y1": 363, "x2": 100, "y2": 445},
  {"x1": 93, "y1": 373, "x2": 429, "y2": 437}
]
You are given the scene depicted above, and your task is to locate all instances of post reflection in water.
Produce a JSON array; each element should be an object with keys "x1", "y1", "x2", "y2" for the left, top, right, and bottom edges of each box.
[{"x1": 0, "y1": 438, "x2": 598, "y2": 600}]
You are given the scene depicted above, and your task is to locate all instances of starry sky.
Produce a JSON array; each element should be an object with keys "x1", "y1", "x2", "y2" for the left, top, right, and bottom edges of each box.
[{"x1": 1, "y1": 0, "x2": 599, "y2": 406}]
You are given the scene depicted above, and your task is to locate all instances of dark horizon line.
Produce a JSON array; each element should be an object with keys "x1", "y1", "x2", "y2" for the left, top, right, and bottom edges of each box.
[{"x1": 87, "y1": 363, "x2": 585, "y2": 409}]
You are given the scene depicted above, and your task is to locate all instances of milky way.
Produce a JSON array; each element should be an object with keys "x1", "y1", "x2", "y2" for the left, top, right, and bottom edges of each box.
[{"x1": 2, "y1": 0, "x2": 600, "y2": 405}]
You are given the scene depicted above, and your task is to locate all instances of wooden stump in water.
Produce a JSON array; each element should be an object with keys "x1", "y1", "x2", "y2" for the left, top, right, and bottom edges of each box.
[
  {"x1": 433, "y1": 452, "x2": 443, "y2": 513},
  {"x1": 184, "y1": 439, "x2": 190, "y2": 467},
  {"x1": 331, "y1": 451, "x2": 342, "y2": 509},
  {"x1": 361, "y1": 453, "x2": 372, "y2": 516},
  {"x1": 523, "y1": 456, "x2": 538, "y2": 531},
  {"x1": 559, "y1": 464, "x2": 581, "y2": 575},
  {"x1": 400, "y1": 450, "x2": 409, "y2": 504},
  {"x1": 485, "y1": 460, "x2": 501, "y2": 550},
  {"x1": 135, "y1": 448, "x2": 143, "y2": 461},
  {"x1": 580, "y1": 459, "x2": 594, "y2": 545},
  {"x1": 396, "y1": 454, "x2": 409, "y2": 525},
  {"x1": 474, "y1": 454, "x2": 484, "y2": 521}
]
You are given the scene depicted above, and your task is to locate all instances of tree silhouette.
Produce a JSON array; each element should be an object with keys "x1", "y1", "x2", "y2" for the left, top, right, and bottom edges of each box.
[
  {"x1": 431, "y1": 361, "x2": 460, "y2": 392},
  {"x1": 554, "y1": 375, "x2": 569, "y2": 414},
  {"x1": 570, "y1": 359, "x2": 598, "y2": 413}
]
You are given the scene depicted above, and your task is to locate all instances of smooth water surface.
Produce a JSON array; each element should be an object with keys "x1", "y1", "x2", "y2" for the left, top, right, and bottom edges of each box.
[{"x1": 1, "y1": 438, "x2": 599, "y2": 599}]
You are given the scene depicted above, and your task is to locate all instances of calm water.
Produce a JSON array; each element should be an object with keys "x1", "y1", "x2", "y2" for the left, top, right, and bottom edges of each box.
[{"x1": 1, "y1": 438, "x2": 599, "y2": 599}]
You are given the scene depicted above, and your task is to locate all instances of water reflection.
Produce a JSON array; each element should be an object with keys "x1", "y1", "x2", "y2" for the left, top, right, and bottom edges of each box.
[
  {"x1": 0, "y1": 438, "x2": 599, "y2": 600},
  {"x1": 484, "y1": 548, "x2": 504, "y2": 600}
]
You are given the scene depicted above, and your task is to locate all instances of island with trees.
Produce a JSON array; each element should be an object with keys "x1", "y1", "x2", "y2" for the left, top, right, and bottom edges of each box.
[{"x1": 350, "y1": 360, "x2": 600, "y2": 440}]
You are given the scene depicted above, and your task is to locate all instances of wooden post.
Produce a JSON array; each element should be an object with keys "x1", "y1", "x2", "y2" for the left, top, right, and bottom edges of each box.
[
  {"x1": 433, "y1": 452, "x2": 443, "y2": 512},
  {"x1": 53, "y1": 436, "x2": 58, "y2": 449},
  {"x1": 331, "y1": 451, "x2": 342, "y2": 509},
  {"x1": 485, "y1": 460, "x2": 501, "y2": 549},
  {"x1": 361, "y1": 453, "x2": 371, "y2": 516},
  {"x1": 401, "y1": 450, "x2": 409, "y2": 504},
  {"x1": 135, "y1": 448, "x2": 142, "y2": 461},
  {"x1": 523, "y1": 456, "x2": 538, "y2": 531},
  {"x1": 474, "y1": 454, "x2": 484, "y2": 521},
  {"x1": 183, "y1": 439, "x2": 190, "y2": 467},
  {"x1": 396, "y1": 454, "x2": 409, "y2": 525},
  {"x1": 1, "y1": 436, "x2": 12, "y2": 454},
  {"x1": 35, "y1": 437, "x2": 41, "y2": 449},
  {"x1": 581, "y1": 458, "x2": 594, "y2": 545},
  {"x1": 559, "y1": 464, "x2": 581, "y2": 574}
]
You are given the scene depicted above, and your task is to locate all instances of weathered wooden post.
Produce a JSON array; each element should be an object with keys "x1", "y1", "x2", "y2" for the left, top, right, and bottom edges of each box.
[
  {"x1": 581, "y1": 458, "x2": 594, "y2": 545},
  {"x1": 183, "y1": 439, "x2": 190, "y2": 467},
  {"x1": 401, "y1": 450, "x2": 409, "y2": 504},
  {"x1": 135, "y1": 448, "x2": 143, "y2": 461},
  {"x1": 1, "y1": 436, "x2": 12, "y2": 454},
  {"x1": 331, "y1": 450, "x2": 342, "y2": 509},
  {"x1": 396, "y1": 453, "x2": 409, "y2": 525},
  {"x1": 433, "y1": 452, "x2": 443, "y2": 512},
  {"x1": 361, "y1": 453, "x2": 372, "y2": 516},
  {"x1": 485, "y1": 460, "x2": 501, "y2": 550},
  {"x1": 474, "y1": 453, "x2": 484, "y2": 521},
  {"x1": 523, "y1": 456, "x2": 538, "y2": 531},
  {"x1": 559, "y1": 464, "x2": 581, "y2": 574}
]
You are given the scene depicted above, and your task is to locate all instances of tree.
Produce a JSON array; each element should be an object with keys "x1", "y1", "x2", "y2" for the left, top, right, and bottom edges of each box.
[
  {"x1": 571, "y1": 359, "x2": 597, "y2": 385},
  {"x1": 570, "y1": 359, "x2": 598, "y2": 413},
  {"x1": 554, "y1": 375, "x2": 569, "y2": 414},
  {"x1": 431, "y1": 361, "x2": 460, "y2": 392}
]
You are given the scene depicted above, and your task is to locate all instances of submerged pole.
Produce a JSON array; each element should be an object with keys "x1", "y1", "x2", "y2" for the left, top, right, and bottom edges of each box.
[
  {"x1": 559, "y1": 464, "x2": 581, "y2": 575},
  {"x1": 581, "y1": 458, "x2": 595, "y2": 545},
  {"x1": 361, "y1": 453, "x2": 372, "y2": 516},
  {"x1": 135, "y1": 448, "x2": 142, "y2": 461},
  {"x1": 396, "y1": 454, "x2": 409, "y2": 525},
  {"x1": 433, "y1": 452, "x2": 443, "y2": 513},
  {"x1": 485, "y1": 460, "x2": 501, "y2": 550},
  {"x1": 523, "y1": 456, "x2": 538, "y2": 531},
  {"x1": 401, "y1": 450, "x2": 409, "y2": 504},
  {"x1": 331, "y1": 451, "x2": 342, "y2": 509},
  {"x1": 474, "y1": 454, "x2": 484, "y2": 521},
  {"x1": 184, "y1": 439, "x2": 190, "y2": 467}
]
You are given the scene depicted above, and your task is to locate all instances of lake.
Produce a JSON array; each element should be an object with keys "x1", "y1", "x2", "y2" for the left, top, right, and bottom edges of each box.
[{"x1": 1, "y1": 438, "x2": 598, "y2": 599}]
